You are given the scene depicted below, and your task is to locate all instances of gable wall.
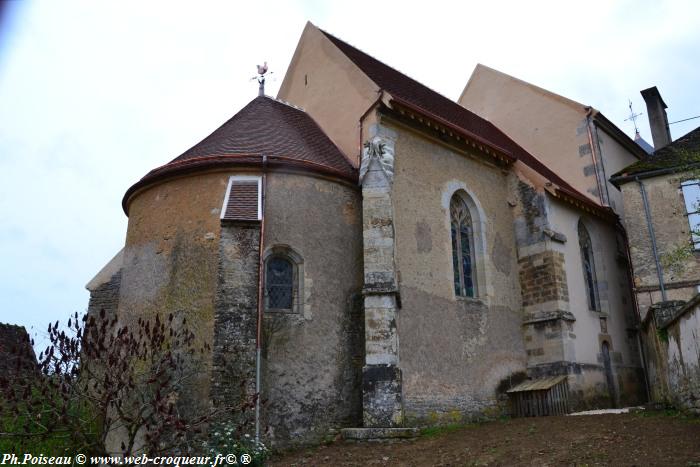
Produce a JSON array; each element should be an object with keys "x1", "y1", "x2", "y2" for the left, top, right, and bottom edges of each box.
[
  {"x1": 459, "y1": 67, "x2": 633, "y2": 210},
  {"x1": 277, "y1": 23, "x2": 379, "y2": 165}
]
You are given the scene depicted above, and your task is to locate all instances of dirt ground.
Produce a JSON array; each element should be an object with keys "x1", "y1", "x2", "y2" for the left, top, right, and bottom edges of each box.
[{"x1": 268, "y1": 411, "x2": 700, "y2": 466}]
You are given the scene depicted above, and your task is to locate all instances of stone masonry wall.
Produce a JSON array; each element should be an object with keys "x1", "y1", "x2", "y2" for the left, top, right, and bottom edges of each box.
[
  {"x1": 210, "y1": 223, "x2": 260, "y2": 431},
  {"x1": 259, "y1": 173, "x2": 364, "y2": 446},
  {"x1": 642, "y1": 299, "x2": 700, "y2": 414},
  {"x1": 519, "y1": 251, "x2": 569, "y2": 310},
  {"x1": 87, "y1": 270, "x2": 122, "y2": 318},
  {"x1": 620, "y1": 175, "x2": 700, "y2": 319}
]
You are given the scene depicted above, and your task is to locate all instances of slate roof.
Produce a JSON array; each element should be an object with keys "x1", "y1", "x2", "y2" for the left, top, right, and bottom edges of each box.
[
  {"x1": 634, "y1": 132, "x2": 654, "y2": 155},
  {"x1": 320, "y1": 29, "x2": 602, "y2": 212},
  {"x1": 612, "y1": 126, "x2": 700, "y2": 181},
  {"x1": 123, "y1": 96, "x2": 357, "y2": 212}
]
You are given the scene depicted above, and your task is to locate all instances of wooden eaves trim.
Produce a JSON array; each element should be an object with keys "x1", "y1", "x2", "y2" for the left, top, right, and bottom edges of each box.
[{"x1": 386, "y1": 96, "x2": 516, "y2": 166}]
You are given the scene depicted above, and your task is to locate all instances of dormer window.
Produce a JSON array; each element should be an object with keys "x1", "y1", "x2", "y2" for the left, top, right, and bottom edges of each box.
[{"x1": 221, "y1": 176, "x2": 262, "y2": 221}]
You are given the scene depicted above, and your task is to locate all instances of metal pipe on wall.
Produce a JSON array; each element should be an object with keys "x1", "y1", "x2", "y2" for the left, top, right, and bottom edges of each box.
[
  {"x1": 255, "y1": 157, "x2": 268, "y2": 445},
  {"x1": 637, "y1": 177, "x2": 667, "y2": 301},
  {"x1": 585, "y1": 107, "x2": 607, "y2": 207}
]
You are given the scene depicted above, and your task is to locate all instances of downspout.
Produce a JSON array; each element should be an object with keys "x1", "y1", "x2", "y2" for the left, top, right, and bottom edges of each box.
[
  {"x1": 255, "y1": 157, "x2": 268, "y2": 445},
  {"x1": 585, "y1": 107, "x2": 607, "y2": 206},
  {"x1": 593, "y1": 124, "x2": 612, "y2": 207},
  {"x1": 637, "y1": 177, "x2": 667, "y2": 301}
]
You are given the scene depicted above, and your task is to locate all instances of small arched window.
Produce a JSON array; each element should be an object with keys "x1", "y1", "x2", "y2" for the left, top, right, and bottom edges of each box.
[
  {"x1": 266, "y1": 256, "x2": 294, "y2": 310},
  {"x1": 578, "y1": 221, "x2": 599, "y2": 311},
  {"x1": 450, "y1": 194, "x2": 476, "y2": 297}
]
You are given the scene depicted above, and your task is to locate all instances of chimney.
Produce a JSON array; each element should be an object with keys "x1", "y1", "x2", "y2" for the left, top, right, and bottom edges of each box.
[{"x1": 641, "y1": 86, "x2": 672, "y2": 150}]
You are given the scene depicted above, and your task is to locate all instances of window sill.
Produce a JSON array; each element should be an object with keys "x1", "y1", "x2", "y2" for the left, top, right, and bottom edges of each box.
[
  {"x1": 265, "y1": 308, "x2": 299, "y2": 314},
  {"x1": 455, "y1": 296, "x2": 486, "y2": 306}
]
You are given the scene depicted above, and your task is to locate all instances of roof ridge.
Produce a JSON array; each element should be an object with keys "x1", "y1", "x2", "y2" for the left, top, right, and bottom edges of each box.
[
  {"x1": 318, "y1": 28, "x2": 461, "y2": 106},
  {"x1": 319, "y1": 26, "x2": 609, "y2": 215}
]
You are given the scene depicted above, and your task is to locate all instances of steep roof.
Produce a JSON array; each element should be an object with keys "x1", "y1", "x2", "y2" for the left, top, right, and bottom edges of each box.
[
  {"x1": 319, "y1": 29, "x2": 613, "y2": 218},
  {"x1": 123, "y1": 96, "x2": 357, "y2": 213},
  {"x1": 612, "y1": 126, "x2": 700, "y2": 182},
  {"x1": 634, "y1": 132, "x2": 655, "y2": 155}
]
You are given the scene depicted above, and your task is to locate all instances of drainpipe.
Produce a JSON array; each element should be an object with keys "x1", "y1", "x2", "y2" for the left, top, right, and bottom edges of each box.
[
  {"x1": 585, "y1": 107, "x2": 607, "y2": 206},
  {"x1": 255, "y1": 157, "x2": 268, "y2": 445},
  {"x1": 637, "y1": 177, "x2": 667, "y2": 301}
]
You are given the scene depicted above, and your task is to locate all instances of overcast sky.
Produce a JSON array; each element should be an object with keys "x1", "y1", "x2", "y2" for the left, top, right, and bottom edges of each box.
[{"x1": 1, "y1": 0, "x2": 699, "y2": 350}]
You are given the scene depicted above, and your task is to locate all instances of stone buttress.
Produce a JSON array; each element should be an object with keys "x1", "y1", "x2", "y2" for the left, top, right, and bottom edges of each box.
[{"x1": 359, "y1": 125, "x2": 404, "y2": 427}]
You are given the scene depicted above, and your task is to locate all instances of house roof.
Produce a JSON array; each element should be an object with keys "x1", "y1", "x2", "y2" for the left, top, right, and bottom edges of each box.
[
  {"x1": 634, "y1": 132, "x2": 655, "y2": 155},
  {"x1": 320, "y1": 29, "x2": 615, "y2": 219},
  {"x1": 123, "y1": 96, "x2": 357, "y2": 213},
  {"x1": 612, "y1": 126, "x2": 700, "y2": 183}
]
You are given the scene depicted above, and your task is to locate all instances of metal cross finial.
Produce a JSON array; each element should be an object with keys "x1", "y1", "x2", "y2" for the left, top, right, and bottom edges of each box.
[{"x1": 624, "y1": 100, "x2": 643, "y2": 135}]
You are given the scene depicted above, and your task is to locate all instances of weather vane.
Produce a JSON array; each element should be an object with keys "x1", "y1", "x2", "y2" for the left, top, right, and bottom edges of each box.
[
  {"x1": 624, "y1": 100, "x2": 643, "y2": 136},
  {"x1": 253, "y1": 62, "x2": 271, "y2": 97}
]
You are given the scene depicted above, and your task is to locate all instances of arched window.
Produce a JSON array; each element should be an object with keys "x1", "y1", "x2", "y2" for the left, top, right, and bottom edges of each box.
[
  {"x1": 263, "y1": 245, "x2": 304, "y2": 313},
  {"x1": 450, "y1": 194, "x2": 476, "y2": 297},
  {"x1": 266, "y1": 256, "x2": 294, "y2": 310},
  {"x1": 578, "y1": 221, "x2": 599, "y2": 311}
]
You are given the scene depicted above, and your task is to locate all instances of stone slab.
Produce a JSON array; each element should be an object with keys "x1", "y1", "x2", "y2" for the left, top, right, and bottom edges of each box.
[{"x1": 340, "y1": 427, "x2": 419, "y2": 440}]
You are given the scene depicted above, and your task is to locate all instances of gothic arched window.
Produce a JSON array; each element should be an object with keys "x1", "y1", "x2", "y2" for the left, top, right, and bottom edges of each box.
[
  {"x1": 451, "y1": 194, "x2": 476, "y2": 297},
  {"x1": 265, "y1": 256, "x2": 294, "y2": 310},
  {"x1": 578, "y1": 221, "x2": 599, "y2": 311}
]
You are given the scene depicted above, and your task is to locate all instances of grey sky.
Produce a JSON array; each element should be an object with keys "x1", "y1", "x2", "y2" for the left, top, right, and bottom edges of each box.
[{"x1": 1, "y1": 0, "x2": 699, "y2": 350}]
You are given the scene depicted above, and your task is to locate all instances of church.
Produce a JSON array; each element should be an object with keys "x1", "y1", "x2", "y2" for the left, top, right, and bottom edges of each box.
[{"x1": 87, "y1": 22, "x2": 648, "y2": 446}]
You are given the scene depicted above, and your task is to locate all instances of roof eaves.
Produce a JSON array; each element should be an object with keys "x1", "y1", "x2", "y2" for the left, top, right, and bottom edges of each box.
[
  {"x1": 122, "y1": 153, "x2": 358, "y2": 215},
  {"x1": 388, "y1": 95, "x2": 516, "y2": 164},
  {"x1": 547, "y1": 184, "x2": 618, "y2": 222}
]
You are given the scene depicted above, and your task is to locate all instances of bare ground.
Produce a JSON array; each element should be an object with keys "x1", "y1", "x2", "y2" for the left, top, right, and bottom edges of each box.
[{"x1": 269, "y1": 411, "x2": 700, "y2": 466}]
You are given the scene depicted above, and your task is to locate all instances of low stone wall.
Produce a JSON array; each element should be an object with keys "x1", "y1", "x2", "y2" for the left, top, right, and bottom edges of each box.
[{"x1": 642, "y1": 295, "x2": 700, "y2": 414}]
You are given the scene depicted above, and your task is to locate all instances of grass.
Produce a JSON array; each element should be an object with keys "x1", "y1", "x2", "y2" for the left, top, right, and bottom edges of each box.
[
  {"x1": 419, "y1": 422, "x2": 479, "y2": 438},
  {"x1": 633, "y1": 408, "x2": 700, "y2": 423}
]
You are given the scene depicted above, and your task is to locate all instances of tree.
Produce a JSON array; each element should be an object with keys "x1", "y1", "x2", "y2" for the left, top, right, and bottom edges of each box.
[{"x1": 0, "y1": 310, "x2": 253, "y2": 456}]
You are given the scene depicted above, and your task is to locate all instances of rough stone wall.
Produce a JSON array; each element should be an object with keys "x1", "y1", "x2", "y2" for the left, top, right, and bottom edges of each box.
[
  {"x1": 620, "y1": 175, "x2": 700, "y2": 319},
  {"x1": 519, "y1": 251, "x2": 569, "y2": 311},
  {"x1": 388, "y1": 121, "x2": 526, "y2": 424},
  {"x1": 0, "y1": 324, "x2": 38, "y2": 379},
  {"x1": 87, "y1": 270, "x2": 122, "y2": 319},
  {"x1": 210, "y1": 224, "x2": 260, "y2": 431},
  {"x1": 259, "y1": 173, "x2": 364, "y2": 446},
  {"x1": 119, "y1": 172, "x2": 230, "y2": 423},
  {"x1": 641, "y1": 299, "x2": 700, "y2": 413}
]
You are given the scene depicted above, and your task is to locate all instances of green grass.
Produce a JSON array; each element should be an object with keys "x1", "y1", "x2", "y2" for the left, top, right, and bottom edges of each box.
[
  {"x1": 419, "y1": 422, "x2": 479, "y2": 438},
  {"x1": 633, "y1": 408, "x2": 700, "y2": 423}
]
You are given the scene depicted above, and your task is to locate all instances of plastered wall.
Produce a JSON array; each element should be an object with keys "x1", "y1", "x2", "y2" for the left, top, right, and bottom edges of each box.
[{"x1": 388, "y1": 122, "x2": 527, "y2": 422}]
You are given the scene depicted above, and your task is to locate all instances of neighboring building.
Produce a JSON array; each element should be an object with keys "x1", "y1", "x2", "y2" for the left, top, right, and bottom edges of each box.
[
  {"x1": 611, "y1": 87, "x2": 700, "y2": 412},
  {"x1": 0, "y1": 323, "x2": 38, "y2": 379},
  {"x1": 88, "y1": 22, "x2": 647, "y2": 447}
]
